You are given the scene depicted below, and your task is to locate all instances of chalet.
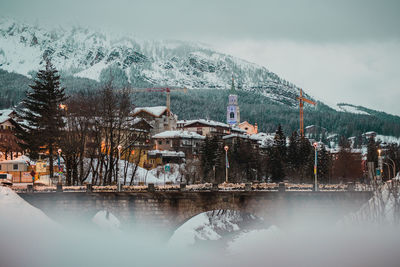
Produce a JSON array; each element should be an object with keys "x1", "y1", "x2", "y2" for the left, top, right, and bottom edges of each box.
[
  {"x1": 152, "y1": 130, "x2": 205, "y2": 158},
  {"x1": 249, "y1": 132, "x2": 275, "y2": 149},
  {"x1": 0, "y1": 109, "x2": 23, "y2": 159},
  {"x1": 222, "y1": 133, "x2": 258, "y2": 148},
  {"x1": 305, "y1": 125, "x2": 327, "y2": 138},
  {"x1": 177, "y1": 119, "x2": 246, "y2": 137},
  {"x1": 0, "y1": 155, "x2": 32, "y2": 183},
  {"x1": 132, "y1": 106, "x2": 177, "y2": 135},
  {"x1": 113, "y1": 117, "x2": 154, "y2": 169}
]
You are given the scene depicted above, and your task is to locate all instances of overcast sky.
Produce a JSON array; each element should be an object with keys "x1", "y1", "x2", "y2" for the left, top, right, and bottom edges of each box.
[{"x1": 1, "y1": 0, "x2": 400, "y2": 114}]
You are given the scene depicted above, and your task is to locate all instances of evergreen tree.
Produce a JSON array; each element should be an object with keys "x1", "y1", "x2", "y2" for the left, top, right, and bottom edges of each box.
[
  {"x1": 317, "y1": 145, "x2": 331, "y2": 183},
  {"x1": 200, "y1": 135, "x2": 223, "y2": 182},
  {"x1": 270, "y1": 125, "x2": 286, "y2": 182},
  {"x1": 16, "y1": 60, "x2": 67, "y2": 178},
  {"x1": 274, "y1": 124, "x2": 287, "y2": 159},
  {"x1": 367, "y1": 136, "x2": 378, "y2": 165},
  {"x1": 287, "y1": 131, "x2": 299, "y2": 169},
  {"x1": 297, "y1": 136, "x2": 313, "y2": 183}
]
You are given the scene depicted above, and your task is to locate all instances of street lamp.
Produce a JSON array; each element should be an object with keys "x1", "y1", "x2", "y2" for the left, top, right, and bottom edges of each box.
[
  {"x1": 378, "y1": 149, "x2": 383, "y2": 181},
  {"x1": 224, "y1": 145, "x2": 229, "y2": 183},
  {"x1": 313, "y1": 142, "x2": 318, "y2": 192},
  {"x1": 387, "y1": 156, "x2": 396, "y2": 179},
  {"x1": 117, "y1": 145, "x2": 122, "y2": 192},
  {"x1": 57, "y1": 148, "x2": 62, "y2": 185},
  {"x1": 384, "y1": 162, "x2": 395, "y2": 179}
]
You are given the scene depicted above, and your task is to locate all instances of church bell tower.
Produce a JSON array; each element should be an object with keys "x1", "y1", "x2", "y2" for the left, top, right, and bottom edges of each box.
[{"x1": 226, "y1": 76, "x2": 240, "y2": 126}]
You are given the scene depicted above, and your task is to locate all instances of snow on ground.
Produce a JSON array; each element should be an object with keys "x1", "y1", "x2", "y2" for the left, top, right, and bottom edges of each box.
[
  {"x1": 169, "y1": 212, "x2": 221, "y2": 247},
  {"x1": 342, "y1": 180, "x2": 400, "y2": 225},
  {"x1": 0, "y1": 186, "x2": 55, "y2": 226},
  {"x1": 336, "y1": 104, "x2": 370, "y2": 115},
  {"x1": 0, "y1": 186, "x2": 60, "y2": 267},
  {"x1": 169, "y1": 210, "x2": 244, "y2": 247},
  {"x1": 84, "y1": 159, "x2": 184, "y2": 185},
  {"x1": 92, "y1": 210, "x2": 121, "y2": 232},
  {"x1": 127, "y1": 162, "x2": 184, "y2": 185},
  {"x1": 74, "y1": 61, "x2": 108, "y2": 81}
]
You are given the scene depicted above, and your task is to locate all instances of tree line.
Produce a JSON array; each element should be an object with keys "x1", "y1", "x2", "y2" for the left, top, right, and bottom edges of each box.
[
  {"x1": 16, "y1": 61, "x2": 148, "y2": 185},
  {"x1": 13, "y1": 62, "x2": 400, "y2": 185}
]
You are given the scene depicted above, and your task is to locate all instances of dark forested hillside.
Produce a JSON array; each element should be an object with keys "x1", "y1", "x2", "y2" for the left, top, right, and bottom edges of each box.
[
  {"x1": 133, "y1": 89, "x2": 400, "y2": 137},
  {"x1": 1, "y1": 70, "x2": 399, "y2": 138},
  {"x1": 0, "y1": 69, "x2": 31, "y2": 108}
]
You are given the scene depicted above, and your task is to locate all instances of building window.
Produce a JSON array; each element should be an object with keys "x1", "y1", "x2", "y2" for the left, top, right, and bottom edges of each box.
[
  {"x1": 13, "y1": 164, "x2": 18, "y2": 170},
  {"x1": 166, "y1": 140, "x2": 170, "y2": 144},
  {"x1": 158, "y1": 141, "x2": 162, "y2": 145},
  {"x1": 230, "y1": 112, "x2": 235, "y2": 119}
]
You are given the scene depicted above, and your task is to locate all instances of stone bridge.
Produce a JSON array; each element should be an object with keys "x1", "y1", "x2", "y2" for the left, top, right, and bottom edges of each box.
[{"x1": 18, "y1": 191, "x2": 373, "y2": 233}]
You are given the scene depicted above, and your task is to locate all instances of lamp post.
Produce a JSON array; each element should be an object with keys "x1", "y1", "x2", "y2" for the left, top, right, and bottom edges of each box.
[
  {"x1": 57, "y1": 148, "x2": 62, "y2": 185},
  {"x1": 378, "y1": 149, "x2": 383, "y2": 181},
  {"x1": 388, "y1": 156, "x2": 396, "y2": 179},
  {"x1": 313, "y1": 142, "x2": 318, "y2": 191},
  {"x1": 384, "y1": 162, "x2": 394, "y2": 179},
  {"x1": 224, "y1": 145, "x2": 229, "y2": 183},
  {"x1": 117, "y1": 145, "x2": 122, "y2": 192}
]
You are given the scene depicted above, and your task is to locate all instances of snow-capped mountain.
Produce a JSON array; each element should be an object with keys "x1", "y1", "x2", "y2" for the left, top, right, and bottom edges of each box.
[{"x1": 0, "y1": 17, "x2": 306, "y2": 106}]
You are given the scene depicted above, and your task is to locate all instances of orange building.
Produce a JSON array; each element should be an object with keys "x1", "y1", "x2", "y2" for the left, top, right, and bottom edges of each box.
[{"x1": 238, "y1": 121, "x2": 258, "y2": 135}]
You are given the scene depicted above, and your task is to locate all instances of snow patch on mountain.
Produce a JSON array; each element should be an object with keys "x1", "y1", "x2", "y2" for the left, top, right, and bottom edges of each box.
[
  {"x1": 336, "y1": 103, "x2": 370, "y2": 115},
  {"x1": 0, "y1": 17, "x2": 307, "y2": 106}
]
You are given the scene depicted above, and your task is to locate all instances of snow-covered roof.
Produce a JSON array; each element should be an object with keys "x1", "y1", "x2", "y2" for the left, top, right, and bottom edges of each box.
[
  {"x1": 133, "y1": 106, "x2": 168, "y2": 117},
  {"x1": 0, "y1": 109, "x2": 14, "y2": 124},
  {"x1": 182, "y1": 119, "x2": 230, "y2": 128},
  {"x1": 327, "y1": 134, "x2": 338, "y2": 139},
  {"x1": 231, "y1": 127, "x2": 247, "y2": 133},
  {"x1": 148, "y1": 150, "x2": 185, "y2": 157},
  {"x1": 0, "y1": 155, "x2": 31, "y2": 164},
  {"x1": 152, "y1": 130, "x2": 206, "y2": 140},
  {"x1": 131, "y1": 117, "x2": 152, "y2": 128},
  {"x1": 222, "y1": 133, "x2": 251, "y2": 140},
  {"x1": 249, "y1": 132, "x2": 275, "y2": 141},
  {"x1": 249, "y1": 132, "x2": 275, "y2": 148}
]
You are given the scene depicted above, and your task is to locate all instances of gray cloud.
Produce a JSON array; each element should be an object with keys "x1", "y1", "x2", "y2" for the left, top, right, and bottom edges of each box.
[
  {"x1": 214, "y1": 40, "x2": 400, "y2": 115},
  {"x1": 1, "y1": 0, "x2": 400, "y2": 114},
  {"x1": 1, "y1": 0, "x2": 399, "y2": 42}
]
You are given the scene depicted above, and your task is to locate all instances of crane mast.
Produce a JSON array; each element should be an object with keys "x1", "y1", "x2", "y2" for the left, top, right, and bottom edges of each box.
[{"x1": 296, "y1": 89, "x2": 316, "y2": 137}]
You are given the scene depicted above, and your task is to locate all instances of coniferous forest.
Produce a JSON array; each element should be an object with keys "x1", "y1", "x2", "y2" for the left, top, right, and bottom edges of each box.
[{"x1": 1, "y1": 69, "x2": 400, "y2": 138}]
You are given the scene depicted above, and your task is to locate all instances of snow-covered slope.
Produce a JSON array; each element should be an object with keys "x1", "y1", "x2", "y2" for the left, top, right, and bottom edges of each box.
[
  {"x1": 0, "y1": 17, "x2": 307, "y2": 106},
  {"x1": 336, "y1": 103, "x2": 370, "y2": 115},
  {"x1": 0, "y1": 186, "x2": 56, "y2": 226}
]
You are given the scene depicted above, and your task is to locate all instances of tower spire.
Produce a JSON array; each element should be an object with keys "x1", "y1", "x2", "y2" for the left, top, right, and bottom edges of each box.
[{"x1": 231, "y1": 74, "x2": 235, "y2": 92}]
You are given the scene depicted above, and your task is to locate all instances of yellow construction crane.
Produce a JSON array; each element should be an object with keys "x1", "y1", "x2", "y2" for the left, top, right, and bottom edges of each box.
[{"x1": 296, "y1": 89, "x2": 316, "y2": 137}]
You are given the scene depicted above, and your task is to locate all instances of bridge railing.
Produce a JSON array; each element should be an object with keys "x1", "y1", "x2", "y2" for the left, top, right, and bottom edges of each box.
[{"x1": 12, "y1": 182, "x2": 374, "y2": 193}]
